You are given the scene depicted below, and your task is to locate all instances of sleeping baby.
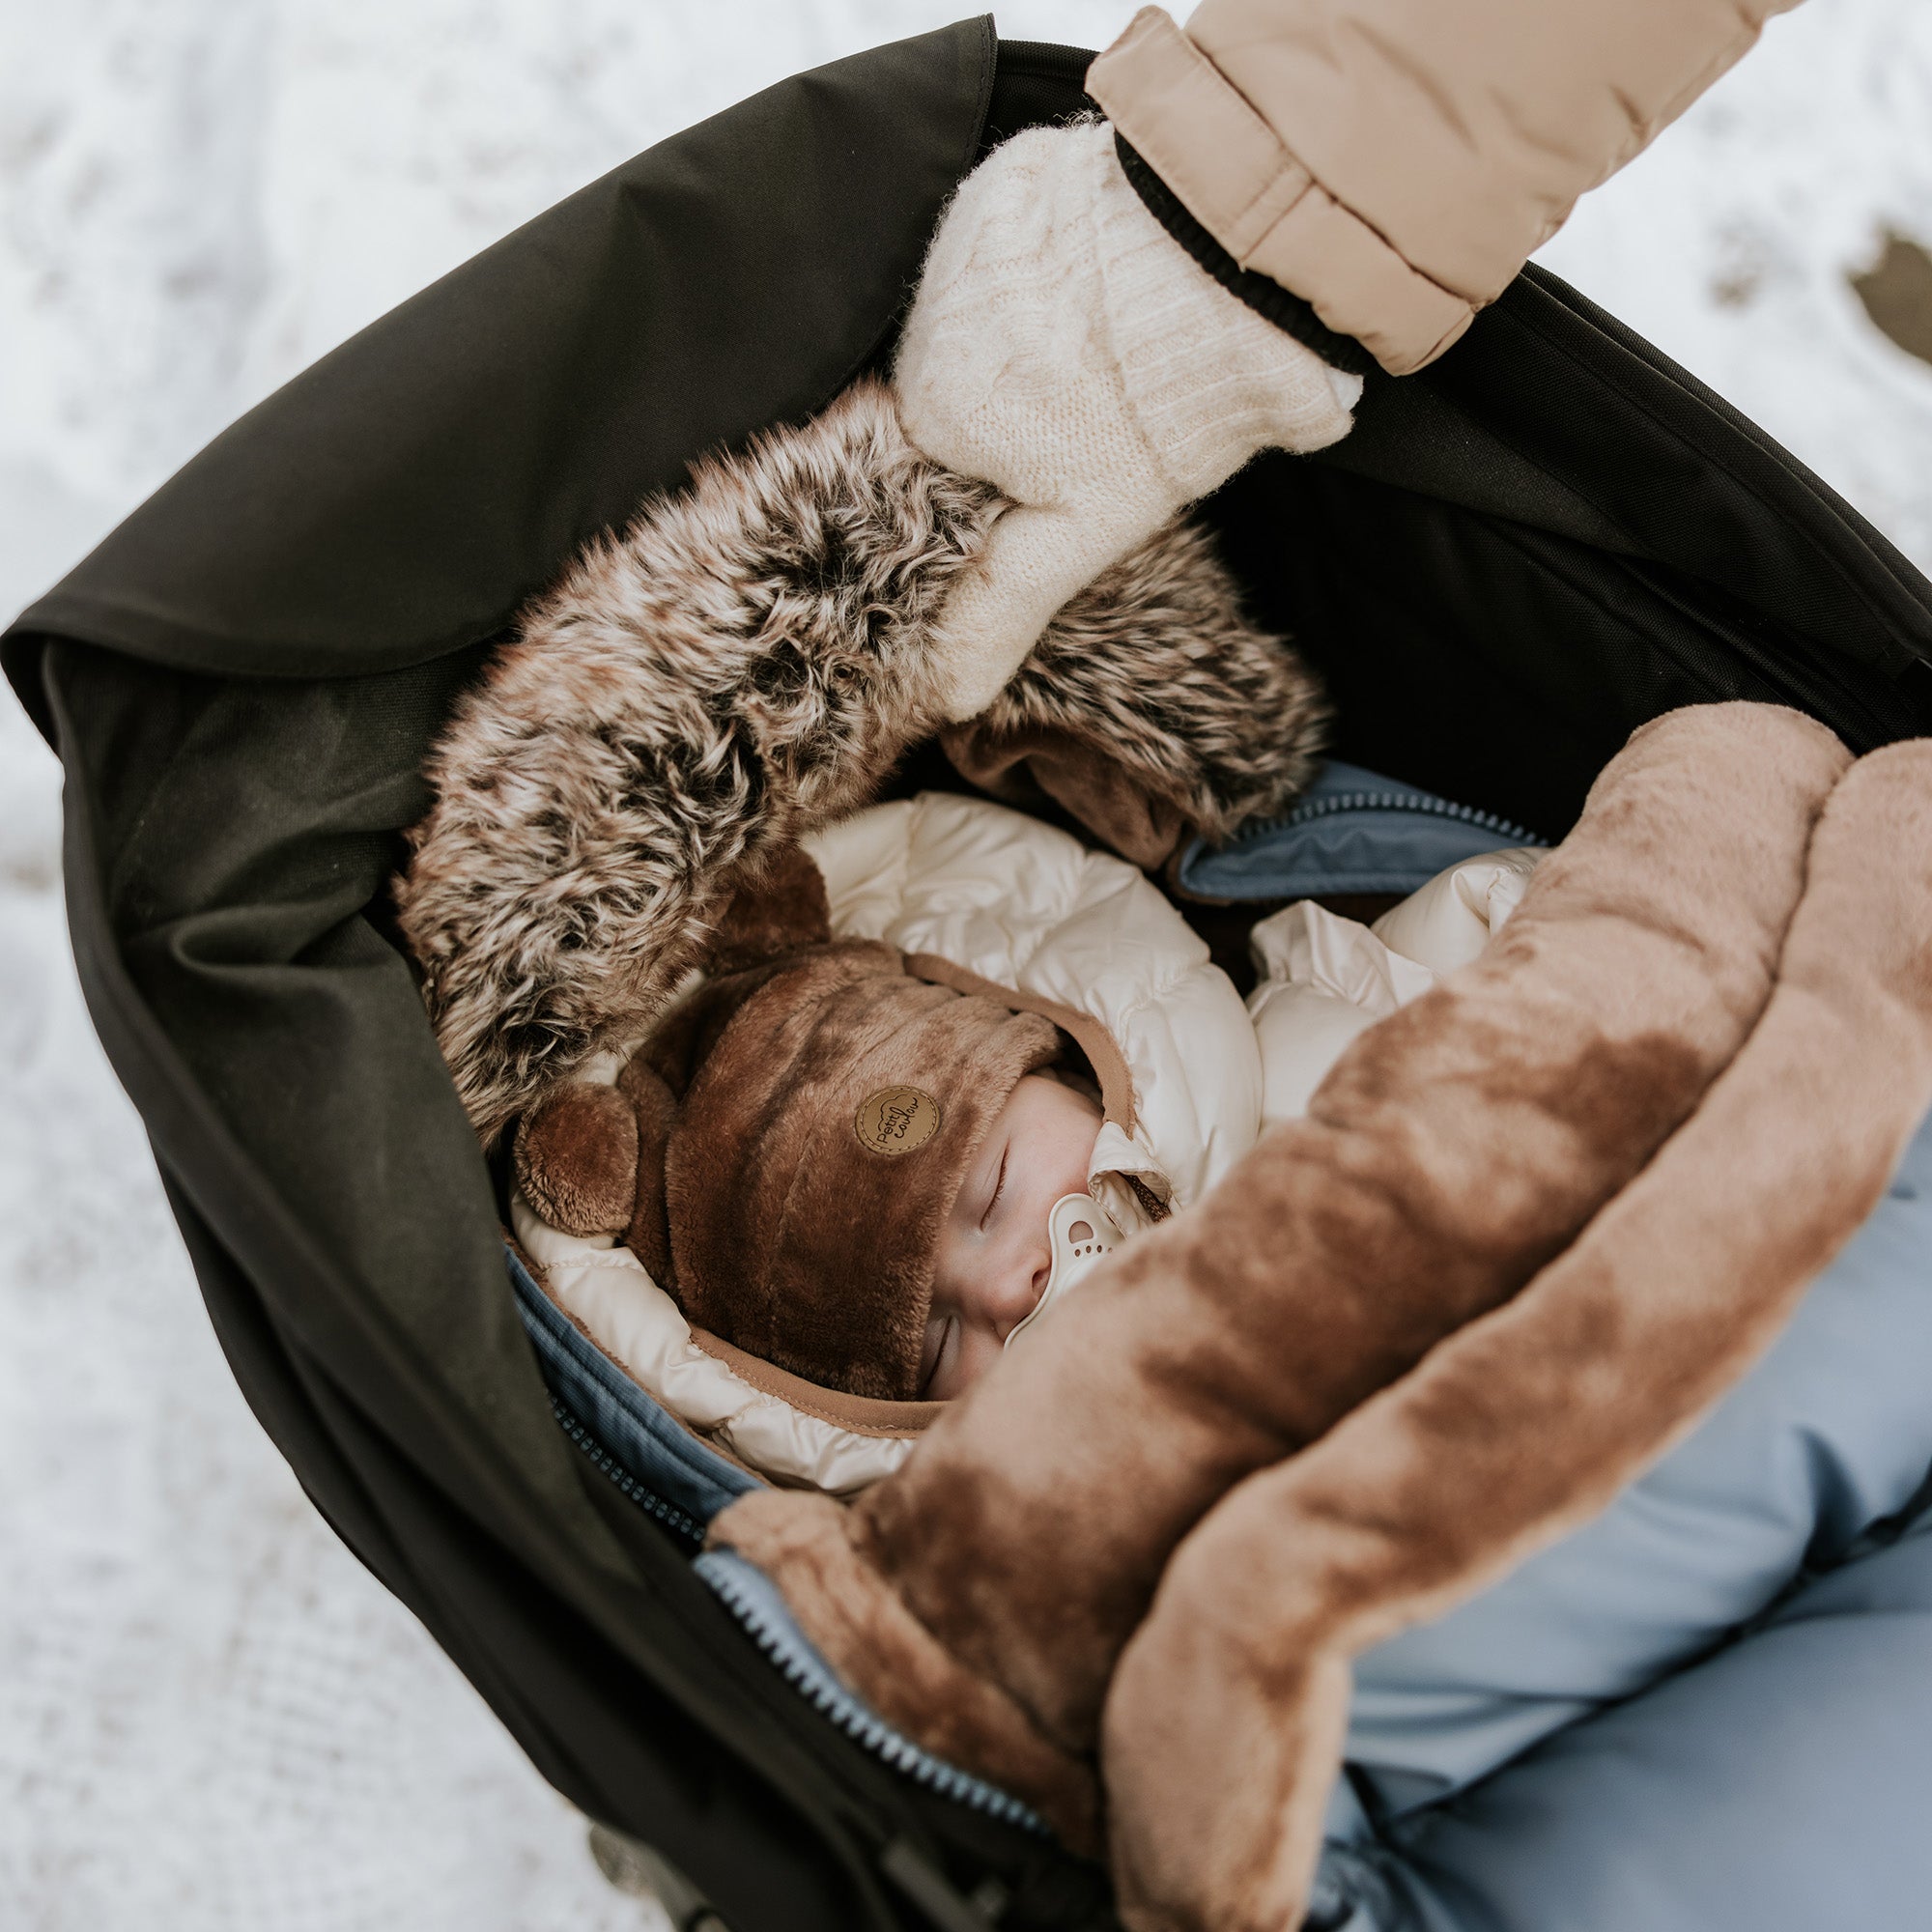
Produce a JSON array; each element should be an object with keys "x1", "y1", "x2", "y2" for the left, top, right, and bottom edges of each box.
[
  {"x1": 513, "y1": 784, "x2": 1932, "y2": 1818},
  {"x1": 512, "y1": 787, "x2": 1536, "y2": 1408}
]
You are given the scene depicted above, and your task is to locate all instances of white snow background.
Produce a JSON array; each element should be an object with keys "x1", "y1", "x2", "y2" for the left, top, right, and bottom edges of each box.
[{"x1": 3, "y1": 3, "x2": 1931, "y2": 1927}]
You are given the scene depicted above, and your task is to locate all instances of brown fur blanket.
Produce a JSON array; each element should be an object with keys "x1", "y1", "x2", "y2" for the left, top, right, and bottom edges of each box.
[{"x1": 710, "y1": 702, "x2": 1932, "y2": 1931}]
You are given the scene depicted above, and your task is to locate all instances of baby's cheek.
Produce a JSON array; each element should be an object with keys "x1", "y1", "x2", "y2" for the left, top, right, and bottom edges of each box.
[{"x1": 1046, "y1": 1119, "x2": 1103, "y2": 1197}]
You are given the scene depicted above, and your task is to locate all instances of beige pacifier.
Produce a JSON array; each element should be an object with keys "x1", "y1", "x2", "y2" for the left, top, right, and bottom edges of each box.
[{"x1": 1006, "y1": 1191, "x2": 1126, "y2": 1350}]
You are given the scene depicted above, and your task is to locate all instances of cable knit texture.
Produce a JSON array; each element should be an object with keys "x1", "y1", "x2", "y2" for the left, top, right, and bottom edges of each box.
[{"x1": 895, "y1": 120, "x2": 1360, "y2": 721}]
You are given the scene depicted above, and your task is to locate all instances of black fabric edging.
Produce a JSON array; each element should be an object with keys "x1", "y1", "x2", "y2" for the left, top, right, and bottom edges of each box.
[{"x1": 1114, "y1": 131, "x2": 1377, "y2": 380}]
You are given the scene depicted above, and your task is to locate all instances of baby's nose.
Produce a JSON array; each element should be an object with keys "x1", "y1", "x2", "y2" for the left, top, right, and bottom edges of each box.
[{"x1": 988, "y1": 1253, "x2": 1051, "y2": 1342}]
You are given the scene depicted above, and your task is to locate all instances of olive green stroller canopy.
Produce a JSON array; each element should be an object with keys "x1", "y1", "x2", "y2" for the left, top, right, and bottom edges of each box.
[{"x1": 7, "y1": 21, "x2": 1932, "y2": 1932}]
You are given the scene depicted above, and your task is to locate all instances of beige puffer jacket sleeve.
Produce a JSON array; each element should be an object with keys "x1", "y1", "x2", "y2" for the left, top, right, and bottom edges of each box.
[{"x1": 1088, "y1": 0, "x2": 1804, "y2": 375}]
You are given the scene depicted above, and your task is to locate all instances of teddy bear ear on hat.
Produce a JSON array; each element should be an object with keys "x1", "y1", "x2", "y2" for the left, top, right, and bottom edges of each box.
[
  {"x1": 515, "y1": 840, "x2": 836, "y2": 1271},
  {"x1": 615, "y1": 1052, "x2": 679, "y2": 1288},
  {"x1": 514, "y1": 1052, "x2": 684, "y2": 1283},
  {"x1": 514, "y1": 1081, "x2": 639, "y2": 1237},
  {"x1": 705, "y1": 841, "x2": 832, "y2": 973}
]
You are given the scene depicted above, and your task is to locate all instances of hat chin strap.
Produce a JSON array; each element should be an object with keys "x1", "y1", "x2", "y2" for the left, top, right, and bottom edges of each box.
[{"x1": 1007, "y1": 1192, "x2": 1127, "y2": 1351}]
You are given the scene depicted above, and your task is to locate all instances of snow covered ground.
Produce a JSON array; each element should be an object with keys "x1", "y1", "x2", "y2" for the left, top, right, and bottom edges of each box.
[{"x1": 2, "y1": 3, "x2": 1930, "y2": 1927}]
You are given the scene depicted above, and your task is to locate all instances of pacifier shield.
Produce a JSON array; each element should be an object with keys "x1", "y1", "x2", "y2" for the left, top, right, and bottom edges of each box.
[{"x1": 1007, "y1": 1191, "x2": 1127, "y2": 1350}]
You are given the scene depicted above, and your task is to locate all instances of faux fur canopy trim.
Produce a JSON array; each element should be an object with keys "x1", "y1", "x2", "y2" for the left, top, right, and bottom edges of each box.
[
  {"x1": 397, "y1": 379, "x2": 994, "y2": 1143},
  {"x1": 396, "y1": 376, "x2": 1327, "y2": 1142},
  {"x1": 944, "y1": 513, "x2": 1328, "y2": 868}
]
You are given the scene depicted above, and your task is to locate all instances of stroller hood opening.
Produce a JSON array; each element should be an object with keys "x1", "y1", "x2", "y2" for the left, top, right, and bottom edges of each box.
[{"x1": 7, "y1": 19, "x2": 1932, "y2": 1932}]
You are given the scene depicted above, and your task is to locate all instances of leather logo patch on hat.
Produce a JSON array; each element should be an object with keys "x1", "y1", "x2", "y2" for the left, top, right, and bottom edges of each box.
[{"x1": 855, "y1": 1085, "x2": 941, "y2": 1157}]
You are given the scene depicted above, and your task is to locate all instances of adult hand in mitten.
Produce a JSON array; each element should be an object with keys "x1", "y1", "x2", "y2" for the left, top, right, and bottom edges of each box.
[{"x1": 895, "y1": 118, "x2": 1362, "y2": 722}]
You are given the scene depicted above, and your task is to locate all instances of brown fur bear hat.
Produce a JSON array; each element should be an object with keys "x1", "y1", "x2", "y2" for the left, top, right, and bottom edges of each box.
[{"x1": 515, "y1": 849, "x2": 1060, "y2": 1400}]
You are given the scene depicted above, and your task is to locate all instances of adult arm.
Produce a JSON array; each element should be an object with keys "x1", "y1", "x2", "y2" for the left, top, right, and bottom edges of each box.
[
  {"x1": 896, "y1": 1, "x2": 1804, "y2": 715},
  {"x1": 1089, "y1": 0, "x2": 1804, "y2": 375}
]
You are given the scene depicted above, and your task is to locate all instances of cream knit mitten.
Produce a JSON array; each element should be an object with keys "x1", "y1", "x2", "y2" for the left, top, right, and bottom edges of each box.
[{"x1": 895, "y1": 120, "x2": 1362, "y2": 722}]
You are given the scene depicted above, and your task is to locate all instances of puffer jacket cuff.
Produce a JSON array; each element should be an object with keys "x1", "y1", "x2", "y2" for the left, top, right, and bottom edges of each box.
[{"x1": 1088, "y1": 6, "x2": 1475, "y2": 378}]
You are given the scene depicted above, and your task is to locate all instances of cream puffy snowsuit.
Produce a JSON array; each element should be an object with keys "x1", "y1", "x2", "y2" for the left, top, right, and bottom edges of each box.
[{"x1": 517, "y1": 787, "x2": 1536, "y2": 1492}]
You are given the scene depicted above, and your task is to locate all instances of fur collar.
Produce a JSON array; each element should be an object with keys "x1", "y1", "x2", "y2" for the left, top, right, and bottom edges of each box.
[{"x1": 397, "y1": 377, "x2": 1325, "y2": 1141}]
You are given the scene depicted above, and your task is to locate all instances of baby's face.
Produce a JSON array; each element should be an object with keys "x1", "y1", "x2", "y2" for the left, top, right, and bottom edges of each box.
[{"x1": 920, "y1": 1073, "x2": 1104, "y2": 1400}]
